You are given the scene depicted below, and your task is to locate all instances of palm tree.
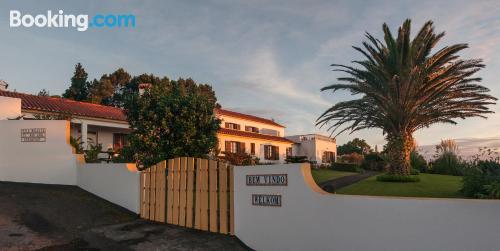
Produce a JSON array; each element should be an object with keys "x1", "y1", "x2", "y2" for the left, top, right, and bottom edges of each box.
[{"x1": 317, "y1": 19, "x2": 496, "y2": 176}]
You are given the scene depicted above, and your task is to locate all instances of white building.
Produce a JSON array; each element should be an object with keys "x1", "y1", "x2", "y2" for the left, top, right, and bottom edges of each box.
[
  {"x1": 286, "y1": 134, "x2": 337, "y2": 165},
  {"x1": 0, "y1": 89, "x2": 294, "y2": 163},
  {"x1": 0, "y1": 90, "x2": 131, "y2": 155},
  {"x1": 216, "y1": 108, "x2": 293, "y2": 163}
]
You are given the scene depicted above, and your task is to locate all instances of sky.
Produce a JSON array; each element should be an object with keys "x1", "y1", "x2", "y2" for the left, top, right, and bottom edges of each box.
[{"x1": 1, "y1": 0, "x2": 500, "y2": 154}]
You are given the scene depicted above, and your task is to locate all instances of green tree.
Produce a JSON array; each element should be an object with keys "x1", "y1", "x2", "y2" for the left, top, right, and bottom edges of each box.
[
  {"x1": 317, "y1": 19, "x2": 496, "y2": 176},
  {"x1": 89, "y1": 77, "x2": 114, "y2": 104},
  {"x1": 89, "y1": 68, "x2": 132, "y2": 106},
  {"x1": 124, "y1": 78, "x2": 220, "y2": 168},
  {"x1": 337, "y1": 138, "x2": 371, "y2": 155},
  {"x1": 62, "y1": 63, "x2": 90, "y2": 101}
]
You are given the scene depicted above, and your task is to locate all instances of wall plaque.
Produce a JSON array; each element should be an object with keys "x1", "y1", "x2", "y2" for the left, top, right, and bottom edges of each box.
[
  {"x1": 21, "y1": 128, "x2": 46, "y2": 142},
  {"x1": 252, "y1": 194, "x2": 282, "y2": 207},
  {"x1": 246, "y1": 174, "x2": 287, "y2": 186}
]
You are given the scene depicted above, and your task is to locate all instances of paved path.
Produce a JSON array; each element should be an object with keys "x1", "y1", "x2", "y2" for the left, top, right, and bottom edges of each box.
[{"x1": 319, "y1": 171, "x2": 379, "y2": 193}]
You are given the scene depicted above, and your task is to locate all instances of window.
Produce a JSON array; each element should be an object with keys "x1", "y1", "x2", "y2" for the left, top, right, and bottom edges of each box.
[
  {"x1": 250, "y1": 143, "x2": 255, "y2": 155},
  {"x1": 264, "y1": 145, "x2": 279, "y2": 160},
  {"x1": 245, "y1": 126, "x2": 259, "y2": 133},
  {"x1": 225, "y1": 141, "x2": 245, "y2": 154},
  {"x1": 286, "y1": 147, "x2": 293, "y2": 157},
  {"x1": 261, "y1": 128, "x2": 279, "y2": 136},
  {"x1": 225, "y1": 122, "x2": 241, "y2": 130},
  {"x1": 322, "y1": 151, "x2": 335, "y2": 163},
  {"x1": 113, "y1": 133, "x2": 128, "y2": 151}
]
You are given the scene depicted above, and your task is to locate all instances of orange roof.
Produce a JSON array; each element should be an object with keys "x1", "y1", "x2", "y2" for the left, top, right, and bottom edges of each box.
[
  {"x1": 0, "y1": 91, "x2": 287, "y2": 129},
  {"x1": 218, "y1": 128, "x2": 293, "y2": 143},
  {"x1": 0, "y1": 90, "x2": 127, "y2": 121},
  {"x1": 215, "y1": 108, "x2": 285, "y2": 128}
]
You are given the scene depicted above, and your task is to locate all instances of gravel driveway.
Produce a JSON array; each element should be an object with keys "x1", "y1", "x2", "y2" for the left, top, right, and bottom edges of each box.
[{"x1": 0, "y1": 181, "x2": 248, "y2": 251}]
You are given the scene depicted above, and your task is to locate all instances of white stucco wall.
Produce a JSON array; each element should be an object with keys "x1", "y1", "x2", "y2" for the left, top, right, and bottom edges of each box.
[
  {"x1": 77, "y1": 163, "x2": 141, "y2": 213},
  {"x1": 234, "y1": 164, "x2": 500, "y2": 251},
  {"x1": 0, "y1": 120, "x2": 78, "y2": 185},
  {"x1": 0, "y1": 96, "x2": 22, "y2": 120}
]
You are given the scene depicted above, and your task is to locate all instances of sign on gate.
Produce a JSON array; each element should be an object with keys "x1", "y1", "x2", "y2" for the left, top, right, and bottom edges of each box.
[
  {"x1": 21, "y1": 128, "x2": 46, "y2": 142},
  {"x1": 252, "y1": 194, "x2": 282, "y2": 207},
  {"x1": 246, "y1": 174, "x2": 287, "y2": 186}
]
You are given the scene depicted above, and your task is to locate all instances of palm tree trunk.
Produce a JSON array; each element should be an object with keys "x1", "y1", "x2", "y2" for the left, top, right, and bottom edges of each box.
[{"x1": 386, "y1": 132, "x2": 413, "y2": 176}]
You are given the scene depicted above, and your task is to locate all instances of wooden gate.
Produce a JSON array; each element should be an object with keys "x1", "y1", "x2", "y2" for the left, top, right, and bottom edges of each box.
[{"x1": 140, "y1": 157, "x2": 234, "y2": 235}]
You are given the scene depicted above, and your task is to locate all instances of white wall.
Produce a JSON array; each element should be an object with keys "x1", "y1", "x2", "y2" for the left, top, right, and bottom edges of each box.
[
  {"x1": 77, "y1": 163, "x2": 141, "y2": 213},
  {"x1": 0, "y1": 120, "x2": 78, "y2": 185},
  {"x1": 0, "y1": 96, "x2": 21, "y2": 120},
  {"x1": 234, "y1": 164, "x2": 500, "y2": 251}
]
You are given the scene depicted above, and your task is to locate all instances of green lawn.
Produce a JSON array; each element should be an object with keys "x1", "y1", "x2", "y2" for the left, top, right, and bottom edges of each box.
[
  {"x1": 336, "y1": 173, "x2": 463, "y2": 198},
  {"x1": 311, "y1": 169, "x2": 358, "y2": 184}
]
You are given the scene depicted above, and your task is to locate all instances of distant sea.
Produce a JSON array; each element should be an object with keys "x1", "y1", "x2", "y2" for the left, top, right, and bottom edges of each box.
[{"x1": 418, "y1": 137, "x2": 500, "y2": 161}]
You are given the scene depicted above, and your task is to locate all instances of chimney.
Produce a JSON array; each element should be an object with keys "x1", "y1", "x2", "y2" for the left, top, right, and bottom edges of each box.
[
  {"x1": 0, "y1": 80, "x2": 8, "y2": 91},
  {"x1": 138, "y1": 83, "x2": 152, "y2": 96}
]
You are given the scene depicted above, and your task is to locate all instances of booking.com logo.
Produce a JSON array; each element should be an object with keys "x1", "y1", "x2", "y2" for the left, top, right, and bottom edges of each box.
[{"x1": 9, "y1": 10, "x2": 136, "y2": 31}]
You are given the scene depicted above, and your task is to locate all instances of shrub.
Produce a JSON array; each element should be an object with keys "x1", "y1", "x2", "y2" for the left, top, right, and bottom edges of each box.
[
  {"x1": 339, "y1": 152, "x2": 364, "y2": 164},
  {"x1": 361, "y1": 152, "x2": 386, "y2": 171},
  {"x1": 376, "y1": 174, "x2": 420, "y2": 183},
  {"x1": 112, "y1": 146, "x2": 136, "y2": 163},
  {"x1": 484, "y1": 181, "x2": 500, "y2": 199},
  {"x1": 70, "y1": 136, "x2": 84, "y2": 154},
  {"x1": 85, "y1": 143, "x2": 102, "y2": 163},
  {"x1": 222, "y1": 151, "x2": 259, "y2": 166},
  {"x1": 410, "y1": 169, "x2": 420, "y2": 175},
  {"x1": 285, "y1": 156, "x2": 308, "y2": 163},
  {"x1": 430, "y1": 151, "x2": 464, "y2": 176},
  {"x1": 331, "y1": 162, "x2": 361, "y2": 172},
  {"x1": 462, "y1": 160, "x2": 500, "y2": 198},
  {"x1": 410, "y1": 151, "x2": 428, "y2": 172}
]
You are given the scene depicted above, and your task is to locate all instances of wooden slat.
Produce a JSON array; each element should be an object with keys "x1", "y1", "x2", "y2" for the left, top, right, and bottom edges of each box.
[
  {"x1": 140, "y1": 172, "x2": 145, "y2": 218},
  {"x1": 144, "y1": 168, "x2": 151, "y2": 219},
  {"x1": 199, "y1": 159, "x2": 209, "y2": 231},
  {"x1": 150, "y1": 164, "x2": 156, "y2": 220},
  {"x1": 167, "y1": 159, "x2": 174, "y2": 224},
  {"x1": 219, "y1": 163, "x2": 228, "y2": 234},
  {"x1": 179, "y1": 157, "x2": 188, "y2": 226},
  {"x1": 156, "y1": 161, "x2": 166, "y2": 223},
  {"x1": 194, "y1": 158, "x2": 202, "y2": 229},
  {"x1": 229, "y1": 165, "x2": 235, "y2": 235},
  {"x1": 186, "y1": 157, "x2": 195, "y2": 228},
  {"x1": 209, "y1": 160, "x2": 218, "y2": 233},
  {"x1": 172, "y1": 158, "x2": 181, "y2": 224}
]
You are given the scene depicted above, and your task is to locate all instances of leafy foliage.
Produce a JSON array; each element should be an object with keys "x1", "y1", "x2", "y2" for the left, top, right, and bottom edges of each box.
[
  {"x1": 223, "y1": 152, "x2": 259, "y2": 166},
  {"x1": 331, "y1": 162, "x2": 363, "y2": 173},
  {"x1": 338, "y1": 152, "x2": 364, "y2": 164},
  {"x1": 410, "y1": 151, "x2": 428, "y2": 172},
  {"x1": 70, "y1": 136, "x2": 84, "y2": 154},
  {"x1": 361, "y1": 152, "x2": 386, "y2": 171},
  {"x1": 337, "y1": 138, "x2": 371, "y2": 155},
  {"x1": 62, "y1": 63, "x2": 90, "y2": 101},
  {"x1": 124, "y1": 79, "x2": 220, "y2": 169},
  {"x1": 462, "y1": 160, "x2": 500, "y2": 198},
  {"x1": 84, "y1": 143, "x2": 102, "y2": 163},
  {"x1": 317, "y1": 19, "x2": 496, "y2": 176},
  {"x1": 430, "y1": 151, "x2": 464, "y2": 176},
  {"x1": 285, "y1": 156, "x2": 309, "y2": 163}
]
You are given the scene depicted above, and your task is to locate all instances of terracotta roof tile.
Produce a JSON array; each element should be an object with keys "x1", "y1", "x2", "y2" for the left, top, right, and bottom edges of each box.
[
  {"x1": 218, "y1": 128, "x2": 293, "y2": 143},
  {"x1": 215, "y1": 108, "x2": 285, "y2": 128},
  {"x1": 0, "y1": 91, "x2": 289, "y2": 130},
  {"x1": 0, "y1": 90, "x2": 127, "y2": 121}
]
